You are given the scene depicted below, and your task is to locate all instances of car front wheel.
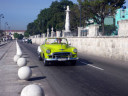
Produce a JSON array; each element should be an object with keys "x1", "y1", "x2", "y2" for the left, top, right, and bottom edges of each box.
[
  {"x1": 43, "y1": 59, "x2": 49, "y2": 66},
  {"x1": 42, "y1": 54, "x2": 49, "y2": 66},
  {"x1": 38, "y1": 53, "x2": 42, "y2": 61}
]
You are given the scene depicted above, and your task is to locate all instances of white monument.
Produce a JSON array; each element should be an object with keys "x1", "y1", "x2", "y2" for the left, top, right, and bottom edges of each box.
[
  {"x1": 64, "y1": 6, "x2": 71, "y2": 36},
  {"x1": 42, "y1": 33, "x2": 45, "y2": 38},
  {"x1": 51, "y1": 27, "x2": 54, "y2": 37},
  {"x1": 47, "y1": 28, "x2": 49, "y2": 37}
]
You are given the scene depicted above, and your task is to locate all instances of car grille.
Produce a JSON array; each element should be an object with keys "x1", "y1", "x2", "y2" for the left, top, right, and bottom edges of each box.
[{"x1": 51, "y1": 52, "x2": 71, "y2": 58}]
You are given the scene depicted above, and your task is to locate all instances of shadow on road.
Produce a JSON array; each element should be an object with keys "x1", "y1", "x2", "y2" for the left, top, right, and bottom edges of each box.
[
  {"x1": 29, "y1": 65, "x2": 38, "y2": 68},
  {"x1": 28, "y1": 76, "x2": 46, "y2": 81},
  {"x1": 44, "y1": 59, "x2": 93, "y2": 66}
]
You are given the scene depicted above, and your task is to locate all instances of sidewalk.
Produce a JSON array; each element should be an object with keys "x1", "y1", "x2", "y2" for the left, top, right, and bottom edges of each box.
[
  {"x1": 0, "y1": 41, "x2": 56, "y2": 96},
  {"x1": 0, "y1": 41, "x2": 7, "y2": 47},
  {"x1": 0, "y1": 41, "x2": 22, "y2": 96}
]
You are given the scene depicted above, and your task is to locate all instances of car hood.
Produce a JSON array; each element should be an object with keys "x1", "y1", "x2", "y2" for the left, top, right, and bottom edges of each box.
[{"x1": 44, "y1": 44, "x2": 70, "y2": 51}]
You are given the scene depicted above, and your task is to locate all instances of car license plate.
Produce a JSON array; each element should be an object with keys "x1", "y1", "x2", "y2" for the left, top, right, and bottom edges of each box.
[{"x1": 58, "y1": 58, "x2": 67, "y2": 61}]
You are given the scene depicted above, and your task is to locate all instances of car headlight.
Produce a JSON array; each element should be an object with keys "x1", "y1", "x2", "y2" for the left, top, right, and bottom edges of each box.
[
  {"x1": 73, "y1": 49, "x2": 77, "y2": 53},
  {"x1": 46, "y1": 49, "x2": 51, "y2": 54}
]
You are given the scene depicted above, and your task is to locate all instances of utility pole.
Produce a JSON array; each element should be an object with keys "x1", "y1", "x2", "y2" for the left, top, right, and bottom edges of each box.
[{"x1": 4, "y1": 22, "x2": 8, "y2": 37}]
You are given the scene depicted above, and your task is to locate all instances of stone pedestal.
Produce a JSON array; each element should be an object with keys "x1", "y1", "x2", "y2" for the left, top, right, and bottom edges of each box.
[
  {"x1": 78, "y1": 27, "x2": 83, "y2": 37},
  {"x1": 43, "y1": 33, "x2": 45, "y2": 38},
  {"x1": 87, "y1": 25, "x2": 99, "y2": 37},
  {"x1": 47, "y1": 28, "x2": 49, "y2": 37},
  {"x1": 56, "y1": 31, "x2": 61, "y2": 37},
  {"x1": 62, "y1": 30, "x2": 65, "y2": 37},
  {"x1": 51, "y1": 27, "x2": 54, "y2": 37},
  {"x1": 118, "y1": 20, "x2": 128, "y2": 36},
  {"x1": 51, "y1": 32, "x2": 53, "y2": 37}
]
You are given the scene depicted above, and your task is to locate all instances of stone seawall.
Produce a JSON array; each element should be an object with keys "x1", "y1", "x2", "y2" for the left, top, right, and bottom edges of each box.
[{"x1": 31, "y1": 37, "x2": 128, "y2": 62}]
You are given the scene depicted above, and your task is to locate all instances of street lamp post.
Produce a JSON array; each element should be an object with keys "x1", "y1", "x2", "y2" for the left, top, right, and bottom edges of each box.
[
  {"x1": 0, "y1": 14, "x2": 4, "y2": 30},
  {"x1": 5, "y1": 22, "x2": 8, "y2": 31},
  {"x1": 4, "y1": 22, "x2": 8, "y2": 38}
]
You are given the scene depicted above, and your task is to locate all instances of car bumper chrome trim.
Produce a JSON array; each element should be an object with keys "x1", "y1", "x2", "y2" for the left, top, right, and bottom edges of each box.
[{"x1": 45, "y1": 57, "x2": 79, "y2": 61}]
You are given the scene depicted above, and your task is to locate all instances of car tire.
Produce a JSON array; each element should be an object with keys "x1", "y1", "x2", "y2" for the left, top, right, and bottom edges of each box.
[
  {"x1": 42, "y1": 54, "x2": 49, "y2": 66},
  {"x1": 70, "y1": 60, "x2": 77, "y2": 66},
  {"x1": 38, "y1": 53, "x2": 42, "y2": 61},
  {"x1": 43, "y1": 59, "x2": 49, "y2": 66}
]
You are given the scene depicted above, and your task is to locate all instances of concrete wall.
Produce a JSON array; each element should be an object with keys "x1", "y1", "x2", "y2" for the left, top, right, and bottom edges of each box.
[{"x1": 31, "y1": 36, "x2": 128, "y2": 62}]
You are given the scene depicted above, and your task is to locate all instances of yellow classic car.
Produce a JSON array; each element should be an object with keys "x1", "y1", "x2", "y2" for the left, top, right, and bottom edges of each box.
[{"x1": 37, "y1": 38, "x2": 78, "y2": 66}]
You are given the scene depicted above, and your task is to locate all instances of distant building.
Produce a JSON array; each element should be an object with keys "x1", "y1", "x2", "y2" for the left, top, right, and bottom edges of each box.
[
  {"x1": 4, "y1": 30, "x2": 25, "y2": 39},
  {"x1": 115, "y1": 8, "x2": 128, "y2": 28}
]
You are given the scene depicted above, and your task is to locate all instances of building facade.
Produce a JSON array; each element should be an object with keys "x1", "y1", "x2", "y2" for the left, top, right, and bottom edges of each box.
[
  {"x1": 4, "y1": 30, "x2": 25, "y2": 39},
  {"x1": 115, "y1": 8, "x2": 128, "y2": 28}
]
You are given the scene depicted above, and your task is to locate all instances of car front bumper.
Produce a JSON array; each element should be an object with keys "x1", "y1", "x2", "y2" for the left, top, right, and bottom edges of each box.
[{"x1": 45, "y1": 57, "x2": 79, "y2": 61}]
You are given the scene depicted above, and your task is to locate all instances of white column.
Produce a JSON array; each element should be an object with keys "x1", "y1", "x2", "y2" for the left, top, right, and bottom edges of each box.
[
  {"x1": 64, "y1": 6, "x2": 71, "y2": 33},
  {"x1": 43, "y1": 33, "x2": 45, "y2": 38},
  {"x1": 78, "y1": 27, "x2": 83, "y2": 37}
]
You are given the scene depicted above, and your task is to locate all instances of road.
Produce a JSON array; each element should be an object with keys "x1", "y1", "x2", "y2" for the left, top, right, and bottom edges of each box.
[{"x1": 19, "y1": 41, "x2": 128, "y2": 96}]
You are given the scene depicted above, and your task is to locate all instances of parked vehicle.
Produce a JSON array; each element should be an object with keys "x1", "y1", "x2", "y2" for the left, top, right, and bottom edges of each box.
[
  {"x1": 24, "y1": 39, "x2": 28, "y2": 43},
  {"x1": 27, "y1": 39, "x2": 32, "y2": 44},
  {"x1": 37, "y1": 38, "x2": 78, "y2": 66}
]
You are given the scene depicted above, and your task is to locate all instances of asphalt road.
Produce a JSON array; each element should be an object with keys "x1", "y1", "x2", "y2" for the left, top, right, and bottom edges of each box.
[{"x1": 19, "y1": 41, "x2": 128, "y2": 96}]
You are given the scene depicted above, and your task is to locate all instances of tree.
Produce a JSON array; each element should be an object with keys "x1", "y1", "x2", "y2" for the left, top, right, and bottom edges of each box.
[
  {"x1": 70, "y1": 4, "x2": 80, "y2": 30},
  {"x1": 99, "y1": 24, "x2": 117, "y2": 35},
  {"x1": 24, "y1": 32, "x2": 29, "y2": 37},
  {"x1": 13, "y1": 33, "x2": 19, "y2": 39},
  {"x1": 18, "y1": 34, "x2": 24, "y2": 39},
  {"x1": 26, "y1": 0, "x2": 78, "y2": 35},
  {"x1": 13, "y1": 33, "x2": 24, "y2": 39},
  {"x1": 78, "y1": 0, "x2": 125, "y2": 35}
]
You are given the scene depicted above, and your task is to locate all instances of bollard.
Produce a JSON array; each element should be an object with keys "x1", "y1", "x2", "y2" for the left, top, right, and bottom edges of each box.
[
  {"x1": 21, "y1": 84, "x2": 45, "y2": 96},
  {"x1": 16, "y1": 46, "x2": 22, "y2": 56},
  {"x1": 16, "y1": 41, "x2": 22, "y2": 56},
  {"x1": 14, "y1": 55, "x2": 20, "y2": 62},
  {"x1": 17, "y1": 58, "x2": 27, "y2": 67},
  {"x1": 18, "y1": 66, "x2": 32, "y2": 80}
]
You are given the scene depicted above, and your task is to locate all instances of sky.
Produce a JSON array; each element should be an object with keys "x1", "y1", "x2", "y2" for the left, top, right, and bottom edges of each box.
[
  {"x1": 0, "y1": 0, "x2": 127, "y2": 30},
  {"x1": 0, "y1": 0, "x2": 77, "y2": 30}
]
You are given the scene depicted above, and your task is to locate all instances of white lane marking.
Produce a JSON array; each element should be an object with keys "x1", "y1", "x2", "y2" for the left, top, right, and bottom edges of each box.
[{"x1": 80, "y1": 61, "x2": 104, "y2": 71}]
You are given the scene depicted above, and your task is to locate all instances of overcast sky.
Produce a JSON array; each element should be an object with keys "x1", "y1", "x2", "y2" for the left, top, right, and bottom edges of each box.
[{"x1": 0, "y1": 0, "x2": 127, "y2": 30}]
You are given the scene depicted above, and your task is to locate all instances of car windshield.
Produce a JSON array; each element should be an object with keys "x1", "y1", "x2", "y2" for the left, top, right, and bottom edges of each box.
[{"x1": 45, "y1": 38, "x2": 68, "y2": 44}]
